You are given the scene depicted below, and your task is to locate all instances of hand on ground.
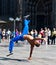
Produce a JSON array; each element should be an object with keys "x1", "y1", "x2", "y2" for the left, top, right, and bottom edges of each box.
[{"x1": 28, "y1": 57, "x2": 32, "y2": 60}]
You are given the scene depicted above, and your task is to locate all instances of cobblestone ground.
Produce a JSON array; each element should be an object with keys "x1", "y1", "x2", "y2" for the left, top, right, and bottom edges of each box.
[{"x1": 0, "y1": 40, "x2": 56, "y2": 65}]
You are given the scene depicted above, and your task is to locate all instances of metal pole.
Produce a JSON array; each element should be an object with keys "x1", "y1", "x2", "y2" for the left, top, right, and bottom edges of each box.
[{"x1": 14, "y1": 20, "x2": 15, "y2": 37}]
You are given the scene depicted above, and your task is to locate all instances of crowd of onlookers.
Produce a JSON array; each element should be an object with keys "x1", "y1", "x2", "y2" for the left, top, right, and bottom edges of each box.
[
  {"x1": 0, "y1": 27, "x2": 56, "y2": 45},
  {"x1": 0, "y1": 28, "x2": 21, "y2": 41},
  {"x1": 30, "y1": 27, "x2": 56, "y2": 45},
  {"x1": 0, "y1": 28, "x2": 22, "y2": 42}
]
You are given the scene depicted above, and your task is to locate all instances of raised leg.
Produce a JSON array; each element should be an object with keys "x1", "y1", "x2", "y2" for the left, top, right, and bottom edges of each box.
[{"x1": 8, "y1": 19, "x2": 30, "y2": 54}]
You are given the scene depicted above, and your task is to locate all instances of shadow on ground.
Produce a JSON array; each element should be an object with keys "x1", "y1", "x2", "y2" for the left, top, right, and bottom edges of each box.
[{"x1": 0, "y1": 57, "x2": 29, "y2": 62}]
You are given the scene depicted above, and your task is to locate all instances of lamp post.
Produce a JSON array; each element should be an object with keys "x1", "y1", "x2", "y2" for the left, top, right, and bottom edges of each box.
[{"x1": 9, "y1": 17, "x2": 21, "y2": 37}]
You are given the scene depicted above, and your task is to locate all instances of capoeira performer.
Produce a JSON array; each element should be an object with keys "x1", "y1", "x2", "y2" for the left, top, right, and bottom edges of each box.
[{"x1": 7, "y1": 16, "x2": 46, "y2": 60}]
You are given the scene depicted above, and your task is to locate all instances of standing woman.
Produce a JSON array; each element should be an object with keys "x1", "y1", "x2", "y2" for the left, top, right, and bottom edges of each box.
[
  {"x1": 2, "y1": 29, "x2": 6, "y2": 41},
  {"x1": 51, "y1": 28, "x2": 56, "y2": 45}
]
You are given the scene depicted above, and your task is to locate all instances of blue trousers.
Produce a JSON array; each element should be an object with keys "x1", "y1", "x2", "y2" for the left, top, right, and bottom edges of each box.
[
  {"x1": 9, "y1": 35, "x2": 24, "y2": 53},
  {"x1": 9, "y1": 19, "x2": 30, "y2": 53}
]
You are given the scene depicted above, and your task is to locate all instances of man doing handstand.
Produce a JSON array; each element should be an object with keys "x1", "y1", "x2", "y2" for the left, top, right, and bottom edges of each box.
[{"x1": 7, "y1": 17, "x2": 46, "y2": 60}]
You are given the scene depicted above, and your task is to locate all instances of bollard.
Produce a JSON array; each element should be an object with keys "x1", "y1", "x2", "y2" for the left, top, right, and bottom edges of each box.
[{"x1": 0, "y1": 35, "x2": 1, "y2": 43}]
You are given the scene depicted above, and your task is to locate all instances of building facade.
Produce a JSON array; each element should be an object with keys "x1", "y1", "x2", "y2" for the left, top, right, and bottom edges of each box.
[
  {"x1": 0, "y1": 0, "x2": 21, "y2": 30},
  {"x1": 22, "y1": 0, "x2": 52, "y2": 30},
  {"x1": 0, "y1": 0, "x2": 56, "y2": 30},
  {"x1": 0, "y1": 0, "x2": 20, "y2": 18}
]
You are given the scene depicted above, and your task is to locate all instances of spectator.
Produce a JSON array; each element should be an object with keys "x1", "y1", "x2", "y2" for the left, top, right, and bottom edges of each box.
[
  {"x1": 0, "y1": 29, "x2": 2, "y2": 43},
  {"x1": 2, "y1": 29, "x2": 6, "y2": 41},
  {"x1": 47, "y1": 28, "x2": 51, "y2": 45},
  {"x1": 51, "y1": 28, "x2": 56, "y2": 45}
]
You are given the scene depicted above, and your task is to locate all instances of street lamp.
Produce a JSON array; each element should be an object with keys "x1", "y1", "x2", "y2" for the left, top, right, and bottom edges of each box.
[{"x1": 9, "y1": 17, "x2": 21, "y2": 37}]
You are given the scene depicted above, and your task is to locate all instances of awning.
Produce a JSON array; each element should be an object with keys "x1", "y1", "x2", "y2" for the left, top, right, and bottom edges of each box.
[{"x1": 0, "y1": 21, "x2": 6, "y2": 23}]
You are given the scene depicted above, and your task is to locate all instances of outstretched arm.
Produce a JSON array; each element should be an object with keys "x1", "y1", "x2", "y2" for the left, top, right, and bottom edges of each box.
[{"x1": 34, "y1": 37, "x2": 46, "y2": 41}]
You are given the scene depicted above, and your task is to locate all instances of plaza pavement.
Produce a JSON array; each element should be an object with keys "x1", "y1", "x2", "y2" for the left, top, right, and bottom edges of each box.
[{"x1": 0, "y1": 40, "x2": 56, "y2": 65}]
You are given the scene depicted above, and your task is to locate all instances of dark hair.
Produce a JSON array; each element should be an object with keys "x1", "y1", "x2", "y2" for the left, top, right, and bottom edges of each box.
[{"x1": 35, "y1": 44, "x2": 40, "y2": 47}]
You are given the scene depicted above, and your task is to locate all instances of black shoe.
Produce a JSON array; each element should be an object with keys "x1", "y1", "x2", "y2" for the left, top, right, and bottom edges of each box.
[{"x1": 6, "y1": 53, "x2": 13, "y2": 56}]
